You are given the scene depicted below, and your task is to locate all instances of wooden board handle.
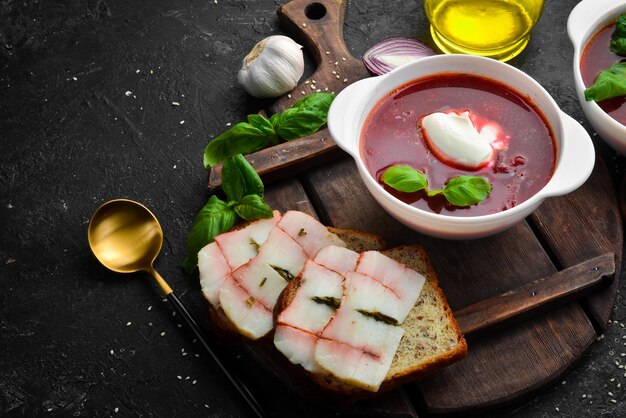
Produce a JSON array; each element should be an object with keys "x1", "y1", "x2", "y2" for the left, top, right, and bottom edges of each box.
[
  {"x1": 456, "y1": 253, "x2": 615, "y2": 339},
  {"x1": 270, "y1": 0, "x2": 370, "y2": 113}
]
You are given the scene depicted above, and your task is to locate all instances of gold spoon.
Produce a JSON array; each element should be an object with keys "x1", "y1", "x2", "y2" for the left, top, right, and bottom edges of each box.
[{"x1": 88, "y1": 199, "x2": 265, "y2": 417}]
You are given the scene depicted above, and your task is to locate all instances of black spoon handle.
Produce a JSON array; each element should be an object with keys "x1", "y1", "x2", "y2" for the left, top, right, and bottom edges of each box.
[{"x1": 166, "y1": 292, "x2": 266, "y2": 418}]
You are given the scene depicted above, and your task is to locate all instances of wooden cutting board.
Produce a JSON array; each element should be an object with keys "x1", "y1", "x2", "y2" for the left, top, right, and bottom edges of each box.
[{"x1": 210, "y1": 0, "x2": 623, "y2": 415}]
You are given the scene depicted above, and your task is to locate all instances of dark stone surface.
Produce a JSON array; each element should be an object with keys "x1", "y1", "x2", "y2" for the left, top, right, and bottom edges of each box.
[{"x1": 1, "y1": 0, "x2": 625, "y2": 416}]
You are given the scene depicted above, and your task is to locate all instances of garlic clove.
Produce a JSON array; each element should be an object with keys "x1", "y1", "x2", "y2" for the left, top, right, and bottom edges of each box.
[{"x1": 238, "y1": 35, "x2": 305, "y2": 98}]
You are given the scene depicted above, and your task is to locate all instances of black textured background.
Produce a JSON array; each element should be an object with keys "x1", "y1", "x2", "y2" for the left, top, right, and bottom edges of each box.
[{"x1": 2, "y1": 0, "x2": 626, "y2": 417}]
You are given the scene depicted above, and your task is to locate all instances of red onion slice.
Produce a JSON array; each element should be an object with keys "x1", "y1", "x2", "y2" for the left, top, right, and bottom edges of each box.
[{"x1": 363, "y1": 37, "x2": 437, "y2": 76}]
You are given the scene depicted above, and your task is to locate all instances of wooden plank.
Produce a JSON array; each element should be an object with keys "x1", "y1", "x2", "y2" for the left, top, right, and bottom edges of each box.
[
  {"x1": 208, "y1": 129, "x2": 343, "y2": 192},
  {"x1": 455, "y1": 253, "x2": 615, "y2": 339},
  {"x1": 303, "y1": 158, "x2": 597, "y2": 412},
  {"x1": 414, "y1": 306, "x2": 596, "y2": 413},
  {"x1": 529, "y1": 157, "x2": 623, "y2": 329}
]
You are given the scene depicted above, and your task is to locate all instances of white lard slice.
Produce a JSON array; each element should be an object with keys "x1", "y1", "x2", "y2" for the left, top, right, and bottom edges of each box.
[
  {"x1": 274, "y1": 261, "x2": 345, "y2": 372},
  {"x1": 314, "y1": 272, "x2": 405, "y2": 392},
  {"x1": 421, "y1": 111, "x2": 493, "y2": 169},
  {"x1": 198, "y1": 211, "x2": 281, "y2": 308},
  {"x1": 355, "y1": 251, "x2": 425, "y2": 324}
]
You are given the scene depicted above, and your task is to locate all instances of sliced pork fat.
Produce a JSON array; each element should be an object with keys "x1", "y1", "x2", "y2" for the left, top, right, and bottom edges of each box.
[
  {"x1": 315, "y1": 273, "x2": 405, "y2": 391},
  {"x1": 198, "y1": 211, "x2": 281, "y2": 307},
  {"x1": 313, "y1": 245, "x2": 359, "y2": 276},
  {"x1": 356, "y1": 251, "x2": 425, "y2": 323},
  {"x1": 274, "y1": 261, "x2": 345, "y2": 372},
  {"x1": 215, "y1": 211, "x2": 346, "y2": 340}
]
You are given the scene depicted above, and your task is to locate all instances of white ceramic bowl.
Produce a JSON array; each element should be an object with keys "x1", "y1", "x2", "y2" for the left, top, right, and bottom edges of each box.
[
  {"x1": 568, "y1": 0, "x2": 626, "y2": 154},
  {"x1": 327, "y1": 55, "x2": 595, "y2": 239}
]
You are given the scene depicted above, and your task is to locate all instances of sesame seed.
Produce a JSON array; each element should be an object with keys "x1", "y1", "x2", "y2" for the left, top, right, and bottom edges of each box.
[
  {"x1": 171, "y1": 102, "x2": 180, "y2": 106},
  {"x1": 305, "y1": 80, "x2": 310, "y2": 84},
  {"x1": 325, "y1": 51, "x2": 330, "y2": 55},
  {"x1": 343, "y1": 78, "x2": 348, "y2": 83},
  {"x1": 192, "y1": 380, "x2": 197, "y2": 384},
  {"x1": 192, "y1": 339, "x2": 197, "y2": 343},
  {"x1": 561, "y1": 381, "x2": 566, "y2": 385},
  {"x1": 177, "y1": 324, "x2": 182, "y2": 328},
  {"x1": 611, "y1": 378, "x2": 616, "y2": 382},
  {"x1": 334, "y1": 61, "x2": 338, "y2": 66},
  {"x1": 162, "y1": 298, "x2": 167, "y2": 302},
  {"x1": 316, "y1": 89, "x2": 321, "y2": 92},
  {"x1": 618, "y1": 383, "x2": 622, "y2": 388},
  {"x1": 150, "y1": 70, "x2": 154, "y2": 74},
  {"x1": 161, "y1": 331, "x2": 166, "y2": 337},
  {"x1": 582, "y1": 394, "x2": 587, "y2": 398},
  {"x1": 621, "y1": 353, "x2": 625, "y2": 357},
  {"x1": 185, "y1": 376, "x2": 190, "y2": 380},
  {"x1": 180, "y1": 120, "x2": 185, "y2": 125},
  {"x1": 110, "y1": 349, "x2": 114, "y2": 355},
  {"x1": 609, "y1": 391, "x2": 614, "y2": 396},
  {"x1": 148, "y1": 306, "x2": 152, "y2": 311},
  {"x1": 335, "y1": 75, "x2": 340, "y2": 79},
  {"x1": 204, "y1": 404, "x2": 209, "y2": 408},
  {"x1": 302, "y1": 22, "x2": 307, "y2": 27},
  {"x1": 324, "y1": 87, "x2": 329, "y2": 91},
  {"x1": 72, "y1": 76, "x2": 78, "y2": 81},
  {"x1": 126, "y1": 321, "x2": 131, "y2": 326},
  {"x1": 172, "y1": 311, "x2": 176, "y2": 317},
  {"x1": 312, "y1": 79, "x2": 316, "y2": 84},
  {"x1": 611, "y1": 399, "x2": 617, "y2": 404},
  {"x1": 555, "y1": 407, "x2": 559, "y2": 412},
  {"x1": 287, "y1": 94, "x2": 291, "y2": 98},
  {"x1": 226, "y1": 122, "x2": 231, "y2": 126},
  {"x1": 136, "y1": 69, "x2": 140, "y2": 73},
  {"x1": 125, "y1": 91, "x2": 132, "y2": 96},
  {"x1": 332, "y1": 71, "x2": 337, "y2": 75},
  {"x1": 148, "y1": 322, "x2": 153, "y2": 326},
  {"x1": 310, "y1": 84, "x2": 316, "y2": 90},
  {"x1": 195, "y1": 354, "x2": 200, "y2": 358},
  {"x1": 301, "y1": 91, "x2": 305, "y2": 95},
  {"x1": 342, "y1": 57, "x2": 346, "y2": 61},
  {"x1": 620, "y1": 365, "x2": 624, "y2": 369},
  {"x1": 115, "y1": 407, "x2": 119, "y2": 413},
  {"x1": 183, "y1": 352, "x2": 187, "y2": 356},
  {"x1": 177, "y1": 375, "x2": 182, "y2": 380}
]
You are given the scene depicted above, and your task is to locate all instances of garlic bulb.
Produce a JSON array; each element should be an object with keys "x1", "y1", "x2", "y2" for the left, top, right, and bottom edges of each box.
[{"x1": 238, "y1": 35, "x2": 305, "y2": 98}]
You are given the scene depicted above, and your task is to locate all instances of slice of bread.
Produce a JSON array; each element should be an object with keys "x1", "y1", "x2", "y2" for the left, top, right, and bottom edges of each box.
[
  {"x1": 275, "y1": 242, "x2": 467, "y2": 395},
  {"x1": 202, "y1": 226, "x2": 467, "y2": 397}
]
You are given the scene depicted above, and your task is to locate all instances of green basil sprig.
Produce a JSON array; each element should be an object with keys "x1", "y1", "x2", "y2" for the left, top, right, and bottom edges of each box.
[
  {"x1": 203, "y1": 92, "x2": 335, "y2": 168},
  {"x1": 183, "y1": 154, "x2": 273, "y2": 273},
  {"x1": 611, "y1": 14, "x2": 626, "y2": 55},
  {"x1": 381, "y1": 165, "x2": 492, "y2": 207},
  {"x1": 584, "y1": 62, "x2": 626, "y2": 102}
]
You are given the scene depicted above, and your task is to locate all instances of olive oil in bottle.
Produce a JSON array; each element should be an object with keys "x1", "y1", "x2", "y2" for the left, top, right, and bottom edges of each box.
[{"x1": 423, "y1": 0, "x2": 544, "y2": 61}]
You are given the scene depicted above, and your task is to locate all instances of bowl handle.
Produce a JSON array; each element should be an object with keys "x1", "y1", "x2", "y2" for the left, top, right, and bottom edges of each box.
[
  {"x1": 541, "y1": 112, "x2": 595, "y2": 198},
  {"x1": 327, "y1": 76, "x2": 381, "y2": 158},
  {"x1": 567, "y1": 0, "x2": 617, "y2": 48}
]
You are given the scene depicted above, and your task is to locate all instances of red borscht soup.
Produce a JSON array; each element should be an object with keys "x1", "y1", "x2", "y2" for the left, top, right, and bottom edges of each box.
[
  {"x1": 360, "y1": 73, "x2": 556, "y2": 216},
  {"x1": 581, "y1": 22, "x2": 626, "y2": 125}
]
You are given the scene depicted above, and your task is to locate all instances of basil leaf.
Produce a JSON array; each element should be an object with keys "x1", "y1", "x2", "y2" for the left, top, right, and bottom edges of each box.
[
  {"x1": 381, "y1": 165, "x2": 428, "y2": 193},
  {"x1": 221, "y1": 158, "x2": 246, "y2": 202},
  {"x1": 611, "y1": 14, "x2": 626, "y2": 55},
  {"x1": 276, "y1": 108, "x2": 328, "y2": 141},
  {"x1": 291, "y1": 92, "x2": 335, "y2": 113},
  {"x1": 584, "y1": 62, "x2": 626, "y2": 102},
  {"x1": 442, "y1": 175, "x2": 492, "y2": 207},
  {"x1": 234, "y1": 194, "x2": 274, "y2": 221},
  {"x1": 221, "y1": 154, "x2": 264, "y2": 202},
  {"x1": 203, "y1": 119, "x2": 279, "y2": 168},
  {"x1": 183, "y1": 196, "x2": 237, "y2": 273}
]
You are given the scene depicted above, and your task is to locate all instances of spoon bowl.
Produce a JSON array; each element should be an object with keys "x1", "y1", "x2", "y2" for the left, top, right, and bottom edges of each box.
[{"x1": 88, "y1": 199, "x2": 163, "y2": 274}]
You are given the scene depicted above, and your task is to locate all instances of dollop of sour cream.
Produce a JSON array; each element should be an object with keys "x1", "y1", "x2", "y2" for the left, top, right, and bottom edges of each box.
[{"x1": 421, "y1": 111, "x2": 496, "y2": 170}]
